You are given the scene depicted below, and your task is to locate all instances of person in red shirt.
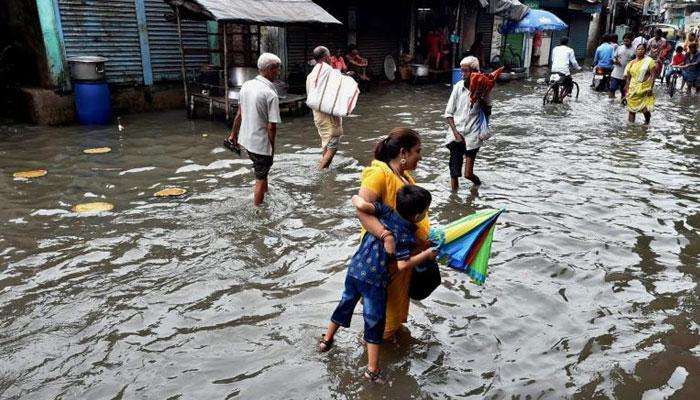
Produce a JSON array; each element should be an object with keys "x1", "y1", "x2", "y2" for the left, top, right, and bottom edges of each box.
[
  {"x1": 426, "y1": 29, "x2": 443, "y2": 69},
  {"x1": 666, "y1": 45, "x2": 685, "y2": 87},
  {"x1": 347, "y1": 44, "x2": 369, "y2": 81},
  {"x1": 330, "y1": 48, "x2": 348, "y2": 72},
  {"x1": 671, "y1": 46, "x2": 685, "y2": 65}
]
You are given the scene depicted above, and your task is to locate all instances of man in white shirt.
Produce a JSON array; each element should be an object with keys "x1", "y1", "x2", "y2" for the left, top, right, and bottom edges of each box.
[
  {"x1": 631, "y1": 32, "x2": 647, "y2": 52},
  {"x1": 550, "y1": 36, "x2": 581, "y2": 94},
  {"x1": 306, "y1": 46, "x2": 343, "y2": 169},
  {"x1": 444, "y1": 56, "x2": 490, "y2": 191},
  {"x1": 226, "y1": 53, "x2": 282, "y2": 206},
  {"x1": 610, "y1": 33, "x2": 635, "y2": 102}
]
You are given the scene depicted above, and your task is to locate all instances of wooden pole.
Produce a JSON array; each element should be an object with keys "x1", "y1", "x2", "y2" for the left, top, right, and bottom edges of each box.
[
  {"x1": 452, "y1": 0, "x2": 462, "y2": 70},
  {"x1": 176, "y1": 7, "x2": 189, "y2": 114},
  {"x1": 223, "y1": 23, "x2": 229, "y2": 120}
]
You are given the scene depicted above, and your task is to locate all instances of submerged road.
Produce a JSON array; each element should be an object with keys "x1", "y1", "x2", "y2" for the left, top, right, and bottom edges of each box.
[{"x1": 1, "y1": 73, "x2": 698, "y2": 399}]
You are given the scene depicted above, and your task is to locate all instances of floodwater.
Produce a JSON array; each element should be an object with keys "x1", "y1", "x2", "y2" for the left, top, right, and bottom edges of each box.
[{"x1": 1, "y1": 73, "x2": 698, "y2": 399}]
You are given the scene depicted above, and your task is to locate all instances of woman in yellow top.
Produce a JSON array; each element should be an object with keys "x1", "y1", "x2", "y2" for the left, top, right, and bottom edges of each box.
[
  {"x1": 624, "y1": 43, "x2": 656, "y2": 125},
  {"x1": 357, "y1": 127, "x2": 430, "y2": 341}
]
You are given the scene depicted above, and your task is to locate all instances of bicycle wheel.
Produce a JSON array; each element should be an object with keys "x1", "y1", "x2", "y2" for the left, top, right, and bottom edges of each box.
[
  {"x1": 543, "y1": 85, "x2": 556, "y2": 105},
  {"x1": 669, "y1": 75, "x2": 677, "y2": 97},
  {"x1": 572, "y1": 82, "x2": 580, "y2": 100},
  {"x1": 513, "y1": 54, "x2": 522, "y2": 69}
]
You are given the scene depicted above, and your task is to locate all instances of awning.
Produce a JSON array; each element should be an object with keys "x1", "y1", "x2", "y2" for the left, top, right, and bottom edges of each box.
[{"x1": 164, "y1": 0, "x2": 342, "y2": 25}]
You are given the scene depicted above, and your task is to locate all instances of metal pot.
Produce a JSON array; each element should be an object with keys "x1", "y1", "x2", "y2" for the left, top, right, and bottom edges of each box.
[
  {"x1": 228, "y1": 67, "x2": 258, "y2": 87},
  {"x1": 68, "y1": 56, "x2": 107, "y2": 81},
  {"x1": 410, "y1": 64, "x2": 429, "y2": 77}
]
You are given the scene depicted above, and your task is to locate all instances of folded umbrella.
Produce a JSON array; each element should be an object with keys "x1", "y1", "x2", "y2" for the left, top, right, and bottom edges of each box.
[{"x1": 430, "y1": 209, "x2": 503, "y2": 285}]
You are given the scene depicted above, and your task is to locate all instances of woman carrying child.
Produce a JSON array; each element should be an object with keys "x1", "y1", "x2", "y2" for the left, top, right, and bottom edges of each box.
[{"x1": 318, "y1": 128, "x2": 432, "y2": 382}]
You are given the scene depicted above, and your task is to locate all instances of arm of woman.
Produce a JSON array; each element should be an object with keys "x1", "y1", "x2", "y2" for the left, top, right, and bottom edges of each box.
[{"x1": 357, "y1": 187, "x2": 395, "y2": 254}]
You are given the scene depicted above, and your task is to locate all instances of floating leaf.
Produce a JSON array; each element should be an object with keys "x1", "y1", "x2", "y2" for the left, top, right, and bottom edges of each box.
[
  {"x1": 154, "y1": 188, "x2": 187, "y2": 197},
  {"x1": 13, "y1": 169, "x2": 47, "y2": 179},
  {"x1": 72, "y1": 202, "x2": 114, "y2": 213},
  {"x1": 83, "y1": 147, "x2": 111, "y2": 154}
]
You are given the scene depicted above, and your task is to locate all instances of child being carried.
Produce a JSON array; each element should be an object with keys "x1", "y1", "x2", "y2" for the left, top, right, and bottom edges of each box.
[{"x1": 318, "y1": 185, "x2": 436, "y2": 383}]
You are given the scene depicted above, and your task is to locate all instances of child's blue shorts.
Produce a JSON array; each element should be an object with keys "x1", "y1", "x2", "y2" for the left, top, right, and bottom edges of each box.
[{"x1": 331, "y1": 275, "x2": 387, "y2": 344}]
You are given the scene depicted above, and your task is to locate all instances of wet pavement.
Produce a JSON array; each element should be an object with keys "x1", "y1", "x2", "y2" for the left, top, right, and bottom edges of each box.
[{"x1": 1, "y1": 72, "x2": 699, "y2": 399}]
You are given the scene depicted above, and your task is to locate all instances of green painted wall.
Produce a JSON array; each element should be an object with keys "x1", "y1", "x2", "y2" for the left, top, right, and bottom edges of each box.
[{"x1": 35, "y1": 0, "x2": 67, "y2": 89}]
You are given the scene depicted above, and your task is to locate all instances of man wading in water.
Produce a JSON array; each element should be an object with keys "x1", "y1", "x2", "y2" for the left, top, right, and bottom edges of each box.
[
  {"x1": 224, "y1": 53, "x2": 282, "y2": 206},
  {"x1": 444, "y1": 56, "x2": 491, "y2": 191},
  {"x1": 306, "y1": 46, "x2": 344, "y2": 169}
]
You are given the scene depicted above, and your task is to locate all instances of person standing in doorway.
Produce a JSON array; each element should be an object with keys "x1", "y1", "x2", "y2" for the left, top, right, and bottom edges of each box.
[
  {"x1": 306, "y1": 46, "x2": 344, "y2": 169},
  {"x1": 610, "y1": 33, "x2": 635, "y2": 102},
  {"x1": 445, "y1": 56, "x2": 490, "y2": 191},
  {"x1": 225, "y1": 53, "x2": 282, "y2": 206}
]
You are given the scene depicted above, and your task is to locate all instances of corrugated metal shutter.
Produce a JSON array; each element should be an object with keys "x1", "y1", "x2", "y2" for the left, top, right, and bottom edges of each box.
[
  {"x1": 476, "y1": 10, "x2": 494, "y2": 63},
  {"x1": 58, "y1": 0, "x2": 143, "y2": 83},
  {"x1": 546, "y1": 8, "x2": 567, "y2": 65},
  {"x1": 356, "y1": 6, "x2": 399, "y2": 79},
  {"x1": 144, "y1": 0, "x2": 209, "y2": 81},
  {"x1": 569, "y1": 12, "x2": 590, "y2": 59},
  {"x1": 286, "y1": 26, "x2": 346, "y2": 70},
  {"x1": 356, "y1": 31, "x2": 398, "y2": 77}
]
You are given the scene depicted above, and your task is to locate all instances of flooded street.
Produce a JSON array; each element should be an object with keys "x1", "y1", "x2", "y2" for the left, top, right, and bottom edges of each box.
[{"x1": 1, "y1": 73, "x2": 698, "y2": 399}]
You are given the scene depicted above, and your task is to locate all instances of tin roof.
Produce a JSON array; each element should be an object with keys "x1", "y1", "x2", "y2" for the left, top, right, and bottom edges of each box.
[{"x1": 164, "y1": 0, "x2": 342, "y2": 25}]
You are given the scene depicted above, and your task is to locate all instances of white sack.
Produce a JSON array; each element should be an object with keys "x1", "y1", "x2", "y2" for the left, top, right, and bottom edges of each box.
[{"x1": 306, "y1": 63, "x2": 360, "y2": 117}]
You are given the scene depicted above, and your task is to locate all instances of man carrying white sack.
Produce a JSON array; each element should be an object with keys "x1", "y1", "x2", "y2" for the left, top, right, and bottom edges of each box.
[{"x1": 306, "y1": 46, "x2": 344, "y2": 169}]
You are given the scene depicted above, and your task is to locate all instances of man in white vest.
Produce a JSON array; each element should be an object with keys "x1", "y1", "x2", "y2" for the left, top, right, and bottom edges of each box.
[{"x1": 306, "y1": 46, "x2": 344, "y2": 169}]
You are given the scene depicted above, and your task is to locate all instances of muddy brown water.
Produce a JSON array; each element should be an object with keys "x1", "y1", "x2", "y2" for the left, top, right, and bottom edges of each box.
[{"x1": 1, "y1": 74, "x2": 698, "y2": 399}]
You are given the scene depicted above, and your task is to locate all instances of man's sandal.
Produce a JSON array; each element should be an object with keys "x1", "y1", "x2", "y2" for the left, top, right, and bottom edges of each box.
[
  {"x1": 318, "y1": 336, "x2": 334, "y2": 353},
  {"x1": 223, "y1": 138, "x2": 241, "y2": 155},
  {"x1": 364, "y1": 368, "x2": 386, "y2": 384}
]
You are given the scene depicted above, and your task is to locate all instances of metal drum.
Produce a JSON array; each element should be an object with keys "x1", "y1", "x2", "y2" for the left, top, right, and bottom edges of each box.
[{"x1": 68, "y1": 56, "x2": 108, "y2": 81}]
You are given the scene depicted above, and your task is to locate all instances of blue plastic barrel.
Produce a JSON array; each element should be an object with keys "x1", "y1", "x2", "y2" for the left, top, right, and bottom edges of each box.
[
  {"x1": 452, "y1": 68, "x2": 462, "y2": 85},
  {"x1": 74, "y1": 81, "x2": 112, "y2": 125}
]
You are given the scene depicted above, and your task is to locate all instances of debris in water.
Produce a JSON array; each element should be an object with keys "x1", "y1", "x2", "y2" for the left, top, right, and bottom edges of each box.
[
  {"x1": 13, "y1": 169, "x2": 47, "y2": 179},
  {"x1": 154, "y1": 188, "x2": 187, "y2": 197},
  {"x1": 83, "y1": 147, "x2": 112, "y2": 154},
  {"x1": 72, "y1": 202, "x2": 114, "y2": 213}
]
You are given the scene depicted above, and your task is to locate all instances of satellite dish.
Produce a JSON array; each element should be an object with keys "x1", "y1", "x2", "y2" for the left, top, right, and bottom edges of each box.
[{"x1": 384, "y1": 55, "x2": 397, "y2": 81}]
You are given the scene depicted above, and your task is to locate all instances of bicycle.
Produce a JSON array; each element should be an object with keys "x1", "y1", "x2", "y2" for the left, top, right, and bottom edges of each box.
[
  {"x1": 591, "y1": 67, "x2": 611, "y2": 92},
  {"x1": 490, "y1": 42, "x2": 523, "y2": 72},
  {"x1": 543, "y1": 72, "x2": 579, "y2": 105},
  {"x1": 666, "y1": 67, "x2": 682, "y2": 97}
]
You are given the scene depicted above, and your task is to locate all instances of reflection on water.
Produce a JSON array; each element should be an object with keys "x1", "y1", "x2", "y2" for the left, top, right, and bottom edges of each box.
[{"x1": 1, "y1": 73, "x2": 698, "y2": 399}]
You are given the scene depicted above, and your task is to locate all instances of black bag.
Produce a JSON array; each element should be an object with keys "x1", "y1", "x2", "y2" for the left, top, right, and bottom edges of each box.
[{"x1": 409, "y1": 261, "x2": 441, "y2": 300}]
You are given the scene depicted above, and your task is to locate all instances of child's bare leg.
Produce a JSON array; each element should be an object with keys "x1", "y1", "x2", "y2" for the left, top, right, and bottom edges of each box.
[
  {"x1": 451, "y1": 176, "x2": 459, "y2": 191},
  {"x1": 320, "y1": 321, "x2": 339, "y2": 351},
  {"x1": 366, "y1": 342, "x2": 380, "y2": 373}
]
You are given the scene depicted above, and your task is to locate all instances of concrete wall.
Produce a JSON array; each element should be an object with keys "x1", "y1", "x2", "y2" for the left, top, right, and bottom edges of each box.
[
  {"x1": 0, "y1": 0, "x2": 53, "y2": 121},
  {"x1": 0, "y1": 0, "x2": 50, "y2": 88}
]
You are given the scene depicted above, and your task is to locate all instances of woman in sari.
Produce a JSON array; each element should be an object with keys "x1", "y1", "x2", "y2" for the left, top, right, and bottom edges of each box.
[
  {"x1": 624, "y1": 43, "x2": 656, "y2": 125},
  {"x1": 356, "y1": 127, "x2": 429, "y2": 341}
]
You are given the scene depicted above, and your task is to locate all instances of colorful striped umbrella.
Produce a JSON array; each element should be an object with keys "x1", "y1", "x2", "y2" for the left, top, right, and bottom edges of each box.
[{"x1": 429, "y1": 209, "x2": 503, "y2": 285}]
